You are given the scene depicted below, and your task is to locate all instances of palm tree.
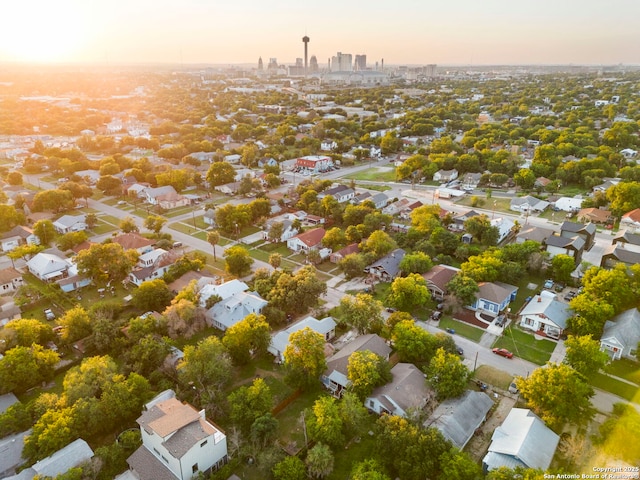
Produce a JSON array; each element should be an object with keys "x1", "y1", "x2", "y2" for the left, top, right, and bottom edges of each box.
[{"x1": 207, "y1": 230, "x2": 220, "y2": 262}]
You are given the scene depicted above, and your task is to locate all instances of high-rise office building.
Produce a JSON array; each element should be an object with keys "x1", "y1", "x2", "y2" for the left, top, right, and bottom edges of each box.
[
  {"x1": 331, "y1": 52, "x2": 352, "y2": 72},
  {"x1": 425, "y1": 64, "x2": 437, "y2": 77},
  {"x1": 258, "y1": 57, "x2": 263, "y2": 70},
  {"x1": 354, "y1": 54, "x2": 367, "y2": 71},
  {"x1": 309, "y1": 55, "x2": 318, "y2": 72}
]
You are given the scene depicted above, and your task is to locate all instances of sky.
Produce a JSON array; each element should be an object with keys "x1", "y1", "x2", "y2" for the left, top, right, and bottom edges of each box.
[{"x1": 1, "y1": 0, "x2": 639, "y2": 66}]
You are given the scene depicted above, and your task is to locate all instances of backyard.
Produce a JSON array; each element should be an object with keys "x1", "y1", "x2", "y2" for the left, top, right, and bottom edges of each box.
[{"x1": 492, "y1": 326, "x2": 556, "y2": 365}]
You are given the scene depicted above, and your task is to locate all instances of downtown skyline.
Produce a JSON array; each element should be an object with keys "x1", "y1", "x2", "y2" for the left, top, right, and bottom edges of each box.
[{"x1": 1, "y1": 0, "x2": 639, "y2": 66}]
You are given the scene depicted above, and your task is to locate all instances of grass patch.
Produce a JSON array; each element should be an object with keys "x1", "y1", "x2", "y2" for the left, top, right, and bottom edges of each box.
[
  {"x1": 438, "y1": 317, "x2": 484, "y2": 342},
  {"x1": 492, "y1": 327, "x2": 556, "y2": 365},
  {"x1": 344, "y1": 167, "x2": 397, "y2": 182},
  {"x1": 587, "y1": 372, "x2": 640, "y2": 403},
  {"x1": 473, "y1": 364, "x2": 513, "y2": 390},
  {"x1": 164, "y1": 205, "x2": 198, "y2": 218},
  {"x1": 275, "y1": 387, "x2": 322, "y2": 450},
  {"x1": 604, "y1": 358, "x2": 640, "y2": 385},
  {"x1": 331, "y1": 416, "x2": 379, "y2": 479},
  {"x1": 356, "y1": 183, "x2": 392, "y2": 192},
  {"x1": 90, "y1": 220, "x2": 118, "y2": 235},
  {"x1": 510, "y1": 272, "x2": 546, "y2": 314},
  {"x1": 314, "y1": 261, "x2": 339, "y2": 274}
]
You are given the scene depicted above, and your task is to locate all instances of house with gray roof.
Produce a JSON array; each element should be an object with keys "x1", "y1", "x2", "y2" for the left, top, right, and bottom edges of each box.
[
  {"x1": 510, "y1": 196, "x2": 549, "y2": 213},
  {"x1": 560, "y1": 221, "x2": 596, "y2": 250},
  {"x1": 0, "y1": 430, "x2": 30, "y2": 478},
  {"x1": 364, "y1": 248, "x2": 406, "y2": 282},
  {"x1": 544, "y1": 234, "x2": 585, "y2": 265},
  {"x1": 519, "y1": 291, "x2": 571, "y2": 339},
  {"x1": 52, "y1": 214, "x2": 87, "y2": 234},
  {"x1": 321, "y1": 334, "x2": 391, "y2": 398},
  {"x1": 5, "y1": 438, "x2": 94, "y2": 480},
  {"x1": 365, "y1": 363, "x2": 433, "y2": 419},
  {"x1": 268, "y1": 316, "x2": 337, "y2": 363},
  {"x1": 483, "y1": 409, "x2": 559, "y2": 473},
  {"x1": 26, "y1": 252, "x2": 72, "y2": 281},
  {"x1": 515, "y1": 225, "x2": 554, "y2": 244},
  {"x1": 0, "y1": 226, "x2": 38, "y2": 252},
  {"x1": 601, "y1": 230, "x2": 640, "y2": 268},
  {"x1": 470, "y1": 282, "x2": 518, "y2": 318},
  {"x1": 205, "y1": 289, "x2": 267, "y2": 332},
  {"x1": 600, "y1": 308, "x2": 640, "y2": 360},
  {"x1": 127, "y1": 393, "x2": 227, "y2": 480},
  {"x1": 428, "y1": 390, "x2": 493, "y2": 449}
]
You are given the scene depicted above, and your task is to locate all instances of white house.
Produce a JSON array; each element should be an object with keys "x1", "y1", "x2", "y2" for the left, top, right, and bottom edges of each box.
[
  {"x1": 287, "y1": 228, "x2": 326, "y2": 253},
  {"x1": 26, "y1": 253, "x2": 71, "y2": 281},
  {"x1": 320, "y1": 140, "x2": 338, "y2": 151},
  {"x1": 129, "y1": 249, "x2": 178, "y2": 286},
  {"x1": 53, "y1": 214, "x2": 87, "y2": 234},
  {"x1": 483, "y1": 409, "x2": 559, "y2": 473},
  {"x1": 318, "y1": 185, "x2": 355, "y2": 203},
  {"x1": 510, "y1": 196, "x2": 549, "y2": 213},
  {"x1": 144, "y1": 186, "x2": 179, "y2": 205},
  {"x1": 365, "y1": 363, "x2": 432, "y2": 418},
  {"x1": 0, "y1": 226, "x2": 39, "y2": 252},
  {"x1": 263, "y1": 218, "x2": 299, "y2": 243},
  {"x1": 519, "y1": 292, "x2": 571, "y2": 339},
  {"x1": 433, "y1": 169, "x2": 458, "y2": 183},
  {"x1": 0, "y1": 267, "x2": 23, "y2": 294},
  {"x1": 620, "y1": 209, "x2": 640, "y2": 233},
  {"x1": 200, "y1": 280, "x2": 268, "y2": 331},
  {"x1": 127, "y1": 390, "x2": 227, "y2": 480},
  {"x1": 552, "y1": 196, "x2": 584, "y2": 212},
  {"x1": 600, "y1": 308, "x2": 640, "y2": 360},
  {"x1": 268, "y1": 316, "x2": 337, "y2": 363},
  {"x1": 491, "y1": 217, "x2": 515, "y2": 244}
]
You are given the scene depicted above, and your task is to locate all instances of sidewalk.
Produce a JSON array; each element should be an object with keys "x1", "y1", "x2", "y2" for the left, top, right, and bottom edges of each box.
[{"x1": 548, "y1": 339, "x2": 566, "y2": 363}]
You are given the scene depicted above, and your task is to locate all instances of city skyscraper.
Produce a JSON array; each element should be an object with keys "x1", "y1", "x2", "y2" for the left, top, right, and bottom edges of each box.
[
  {"x1": 258, "y1": 57, "x2": 263, "y2": 70},
  {"x1": 302, "y1": 35, "x2": 309, "y2": 74},
  {"x1": 331, "y1": 52, "x2": 352, "y2": 72},
  {"x1": 354, "y1": 54, "x2": 366, "y2": 71},
  {"x1": 309, "y1": 55, "x2": 318, "y2": 73}
]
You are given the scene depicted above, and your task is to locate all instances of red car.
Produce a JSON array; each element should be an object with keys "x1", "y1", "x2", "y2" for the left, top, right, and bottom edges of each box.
[{"x1": 492, "y1": 348, "x2": 514, "y2": 359}]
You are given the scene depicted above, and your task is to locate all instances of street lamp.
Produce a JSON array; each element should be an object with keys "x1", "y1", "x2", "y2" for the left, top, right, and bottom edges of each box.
[{"x1": 235, "y1": 223, "x2": 239, "y2": 242}]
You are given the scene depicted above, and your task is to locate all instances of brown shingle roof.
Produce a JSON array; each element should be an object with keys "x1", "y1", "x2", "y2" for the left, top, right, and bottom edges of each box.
[
  {"x1": 113, "y1": 233, "x2": 154, "y2": 250},
  {"x1": 0, "y1": 267, "x2": 21, "y2": 284},
  {"x1": 293, "y1": 228, "x2": 325, "y2": 247}
]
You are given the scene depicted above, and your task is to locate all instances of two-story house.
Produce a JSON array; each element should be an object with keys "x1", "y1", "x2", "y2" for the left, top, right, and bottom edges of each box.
[{"x1": 127, "y1": 390, "x2": 228, "y2": 480}]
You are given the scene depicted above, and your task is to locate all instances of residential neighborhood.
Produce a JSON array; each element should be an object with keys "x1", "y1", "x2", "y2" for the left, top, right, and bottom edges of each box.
[{"x1": 0, "y1": 63, "x2": 639, "y2": 480}]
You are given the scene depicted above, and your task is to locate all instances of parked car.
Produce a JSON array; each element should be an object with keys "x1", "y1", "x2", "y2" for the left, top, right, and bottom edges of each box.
[
  {"x1": 494, "y1": 315, "x2": 507, "y2": 327},
  {"x1": 446, "y1": 327, "x2": 456, "y2": 334},
  {"x1": 555, "y1": 283, "x2": 565, "y2": 292},
  {"x1": 508, "y1": 380, "x2": 519, "y2": 394},
  {"x1": 44, "y1": 309, "x2": 55, "y2": 321},
  {"x1": 492, "y1": 348, "x2": 514, "y2": 359},
  {"x1": 564, "y1": 291, "x2": 577, "y2": 301},
  {"x1": 543, "y1": 279, "x2": 554, "y2": 289},
  {"x1": 431, "y1": 311, "x2": 442, "y2": 321},
  {"x1": 455, "y1": 345, "x2": 464, "y2": 356}
]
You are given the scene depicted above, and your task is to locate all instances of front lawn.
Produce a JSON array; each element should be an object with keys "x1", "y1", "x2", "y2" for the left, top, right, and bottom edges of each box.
[
  {"x1": 492, "y1": 327, "x2": 556, "y2": 365},
  {"x1": 438, "y1": 317, "x2": 484, "y2": 342},
  {"x1": 604, "y1": 358, "x2": 640, "y2": 385},
  {"x1": 586, "y1": 372, "x2": 640, "y2": 403},
  {"x1": 473, "y1": 364, "x2": 513, "y2": 390},
  {"x1": 343, "y1": 167, "x2": 397, "y2": 183}
]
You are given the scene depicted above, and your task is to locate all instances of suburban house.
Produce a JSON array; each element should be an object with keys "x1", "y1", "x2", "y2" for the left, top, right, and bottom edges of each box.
[
  {"x1": 428, "y1": 390, "x2": 493, "y2": 449},
  {"x1": 519, "y1": 291, "x2": 571, "y2": 339},
  {"x1": 509, "y1": 196, "x2": 549, "y2": 213},
  {"x1": 461, "y1": 172, "x2": 482, "y2": 190},
  {"x1": 6, "y1": 438, "x2": 94, "y2": 480},
  {"x1": 203, "y1": 209, "x2": 217, "y2": 226},
  {"x1": 127, "y1": 390, "x2": 227, "y2": 480},
  {"x1": 544, "y1": 234, "x2": 585, "y2": 265},
  {"x1": 0, "y1": 225, "x2": 39, "y2": 252},
  {"x1": 320, "y1": 139, "x2": 337, "y2": 151},
  {"x1": 200, "y1": 280, "x2": 268, "y2": 332},
  {"x1": 156, "y1": 191, "x2": 190, "y2": 210},
  {"x1": 263, "y1": 218, "x2": 298, "y2": 243},
  {"x1": 450, "y1": 210, "x2": 480, "y2": 231},
  {"x1": 576, "y1": 208, "x2": 613, "y2": 225},
  {"x1": 0, "y1": 430, "x2": 28, "y2": 478},
  {"x1": 433, "y1": 169, "x2": 458, "y2": 183},
  {"x1": 364, "y1": 248, "x2": 406, "y2": 282},
  {"x1": 268, "y1": 316, "x2": 337, "y2": 363},
  {"x1": 470, "y1": 282, "x2": 518, "y2": 318},
  {"x1": 560, "y1": 221, "x2": 596, "y2": 251},
  {"x1": 422, "y1": 265, "x2": 459, "y2": 301},
  {"x1": 52, "y1": 214, "x2": 87, "y2": 234},
  {"x1": 112, "y1": 232, "x2": 155, "y2": 255},
  {"x1": 620, "y1": 208, "x2": 640, "y2": 233},
  {"x1": 600, "y1": 230, "x2": 640, "y2": 268},
  {"x1": 294, "y1": 155, "x2": 333, "y2": 174},
  {"x1": 321, "y1": 334, "x2": 391, "y2": 398},
  {"x1": 600, "y1": 308, "x2": 640, "y2": 360},
  {"x1": 351, "y1": 191, "x2": 371, "y2": 205},
  {"x1": 318, "y1": 185, "x2": 355, "y2": 203},
  {"x1": 365, "y1": 363, "x2": 433, "y2": 418},
  {"x1": 144, "y1": 185, "x2": 179, "y2": 205},
  {"x1": 26, "y1": 252, "x2": 72, "y2": 282},
  {"x1": 382, "y1": 198, "x2": 411, "y2": 216},
  {"x1": 552, "y1": 196, "x2": 584, "y2": 213},
  {"x1": 0, "y1": 267, "x2": 24, "y2": 294},
  {"x1": 534, "y1": 177, "x2": 552, "y2": 189},
  {"x1": 491, "y1": 217, "x2": 516, "y2": 244},
  {"x1": 398, "y1": 201, "x2": 425, "y2": 220},
  {"x1": 369, "y1": 193, "x2": 390, "y2": 209},
  {"x1": 483, "y1": 409, "x2": 560, "y2": 473},
  {"x1": 129, "y1": 249, "x2": 179, "y2": 286},
  {"x1": 515, "y1": 225, "x2": 554, "y2": 244},
  {"x1": 287, "y1": 228, "x2": 326, "y2": 253},
  {"x1": 214, "y1": 182, "x2": 241, "y2": 195},
  {"x1": 329, "y1": 243, "x2": 360, "y2": 264}
]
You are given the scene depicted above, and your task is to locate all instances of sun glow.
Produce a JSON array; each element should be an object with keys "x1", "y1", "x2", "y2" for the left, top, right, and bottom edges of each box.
[{"x1": 0, "y1": 1, "x2": 92, "y2": 63}]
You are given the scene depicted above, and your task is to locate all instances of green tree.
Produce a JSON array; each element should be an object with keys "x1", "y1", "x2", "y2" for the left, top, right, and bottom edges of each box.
[
  {"x1": 439, "y1": 449, "x2": 483, "y2": 480},
  {"x1": 56, "y1": 230, "x2": 88, "y2": 251},
  {"x1": 607, "y1": 181, "x2": 640, "y2": 216},
  {"x1": 59, "y1": 181, "x2": 93, "y2": 206},
  {"x1": 392, "y1": 320, "x2": 437, "y2": 364},
  {"x1": 75, "y1": 243, "x2": 138, "y2": 287},
  {"x1": 0, "y1": 344, "x2": 60, "y2": 394},
  {"x1": 0, "y1": 205, "x2": 26, "y2": 233},
  {"x1": 581, "y1": 265, "x2": 634, "y2": 314},
  {"x1": 399, "y1": 251, "x2": 433, "y2": 275},
  {"x1": 284, "y1": 327, "x2": 327, "y2": 389},
  {"x1": 596, "y1": 403, "x2": 640, "y2": 465},
  {"x1": 486, "y1": 466, "x2": 545, "y2": 480},
  {"x1": 33, "y1": 219, "x2": 56, "y2": 245},
  {"x1": 464, "y1": 214, "x2": 499, "y2": 246},
  {"x1": 131, "y1": 279, "x2": 173, "y2": 312},
  {"x1": 267, "y1": 265, "x2": 327, "y2": 315},
  {"x1": 224, "y1": 245, "x2": 254, "y2": 277},
  {"x1": 6, "y1": 171, "x2": 23, "y2": 185},
  {"x1": 351, "y1": 459, "x2": 390, "y2": 480},
  {"x1": 338, "y1": 253, "x2": 366, "y2": 280},
  {"x1": 361, "y1": 230, "x2": 397, "y2": 259},
  {"x1": 267, "y1": 221, "x2": 285, "y2": 243},
  {"x1": 306, "y1": 442, "x2": 334, "y2": 479},
  {"x1": 339, "y1": 391, "x2": 369, "y2": 438},
  {"x1": 322, "y1": 227, "x2": 347, "y2": 251},
  {"x1": 564, "y1": 335, "x2": 609, "y2": 376},
  {"x1": 222, "y1": 313, "x2": 271, "y2": 365},
  {"x1": 551, "y1": 254, "x2": 575, "y2": 284},
  {"x1": 273, "y1": 456, "x2": 307, "y2": 480},
  {"x1": 57, "y1": 307, "x2": 92, "y2": 343},
  {"x1": 426, "y1": 348, "x2": 470, "y2": 400},
  {"x1": 339, "y1": 293, "x2": 384, "y2": 334},
  {"x1": 206, "y1": 230, "x2": 220, "y2": 262},
  {"x1": 119, "y1": 216, "x2": 139, "y2": 233},
  {"x1": 7, "y1": 243, "x2": 44, "y2": 262},
  {"x1": 250, "y1": 413, "x2": 279, "y2": 449},
  {"x1": 460, "y1": 251, "x2": 504, "y2": 282},
  {"x1": 206, "y1": 161, "x2": 236, "y2": 187},
  {"x1": 387, "y1": 274, "x2": 430, "y2": 312},
  {"x1": 268, "y1": 252, "x2": 282, "y2": 270},
  {"x1": 516, "y1": 362, "x2": 594, "y2": 430},
  {"x1": 568, "y1": 295, "x2": 615, "y2": 338},
  {"x1": 32, "y1": 189, "x2": 74, "y2": 213},
  {"x1": 347, "y1": 350, "x2": 391, "y2": 399},
  {"x1": 126, "y1": 334, "x2": 172, "y2": 376},
  {"x1": 143, "y1": 215, "x2": 167, "y2": 234},
  {"x1": 3, "y1": 318, "x2": 53, "y2": 348},
  {"x1": 96, "y1": 175, "x2": 122, "y2": 194},
  {"x1": 308, "y1": 396, "x2": 344, "y2": 447},
  {"x1": 446, "y1": 274, "x2": 479, "y2": 307},
  {"x1": 228, "y1": 377, "x2": 273, "y2": 433},
  {"x1": 178, "y1": 336, "x2": 232, "y2": 414},
  {"x1": 513, "y1": 168, "x2": 536, "y2": 190}
]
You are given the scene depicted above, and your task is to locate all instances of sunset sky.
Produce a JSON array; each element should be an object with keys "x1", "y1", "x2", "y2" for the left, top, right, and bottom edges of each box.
[{"x1": 1, "y1": 0, "x2": 638, "y2": 66}]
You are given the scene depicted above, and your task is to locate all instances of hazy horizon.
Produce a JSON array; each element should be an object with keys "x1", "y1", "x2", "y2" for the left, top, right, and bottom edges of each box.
[{"x1": 1, "y1": 0, "x2": 639, "y2": 66}]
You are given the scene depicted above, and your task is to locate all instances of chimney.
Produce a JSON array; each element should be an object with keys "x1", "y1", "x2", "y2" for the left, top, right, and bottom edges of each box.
[{"x1": 537, "y1": 296, "x2": 542, "y2": 302}]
